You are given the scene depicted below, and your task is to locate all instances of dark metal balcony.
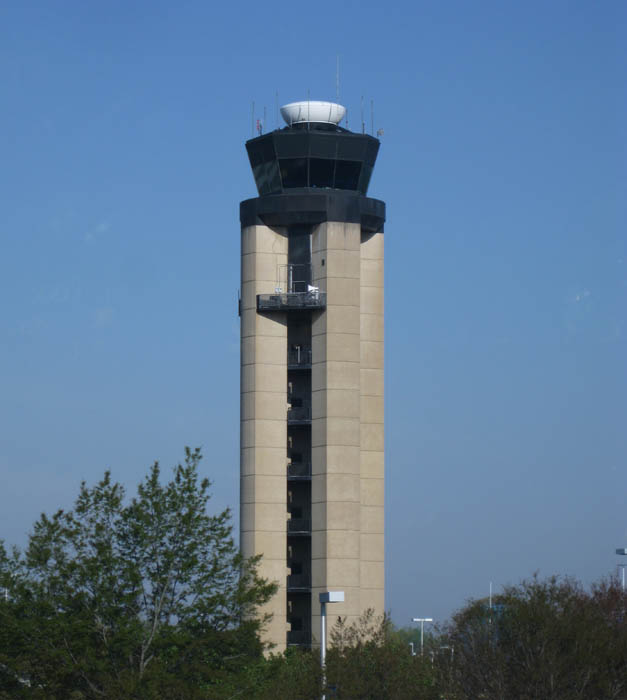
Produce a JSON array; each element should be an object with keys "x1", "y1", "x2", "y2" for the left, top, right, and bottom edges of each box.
[
  {"x1": 287, "y1": 573, "x2": 311, "y2": 591},
  {"x1": 287, "y1": 518, "x2": 311, "y2": 535},
  {"x1": 287, "y1": 402, "x2": 311, "y2": 424},
  {"x1": 257, "y1": 290, "x2": 326, "y2": 312},
  {"x1": 287, "y1": 462, "x2": 311, "y2": 480},
  {"x1": 287, "y1": 629, "x2": 311, "y2": 647},
  {"x1": 288, "y1": 347, "x2": 312, "y2": 369}
]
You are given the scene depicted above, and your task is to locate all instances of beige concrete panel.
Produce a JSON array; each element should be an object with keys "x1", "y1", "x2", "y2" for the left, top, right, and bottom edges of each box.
[
  {"x1": 325, "y1": 249, "x2": 360, "y2": 279},
  {"x1": 241, "y1": 475, "x2": 287, "y2": 504},
  {"x1": 311, "y1": 250, "x2": 325, "y2": 283},
  {"x1": 253, "y1": 363, "x2": 287, "y2": 392},
  {"x1": 360, "y1": 533, "x2": 384, "y2": 561},
  {"x1": 326, "y1": 501, "x2": 360, "y2": 529},
  {"x1": 360, "y1": 478, "x2": 384, "y2": 507},
  {"x1": 241, "y1": 225, "x2": 287, "y2": 255},
  {"x1": 360, "y1": 368, "x2": 384, "y2": 396},
  {"x1": 360, "y1": 258, "x2": 384, "y2": 288},
  {"x1": 360, "y1": 314, "x2": 384, "y2": 342},
  {"x1": 313, "y1": 361, "x2": 360, "y2": 392},
  {"x1": 312, "y1": 473, "x2": 360, "y2": 505},
  {"x1": 311, "y1": 223, "x2": 327, "y2": 254},
  {"x1": 241, "y1": 419, "x2": 285, "y2": 449},
  {"x1": 325, "y1": 416, "x2": 360, "y2": 448},
  {"x1": 311, "y1": 418, "x2": 326, "y2": 450},
  {"x1": 361, "y1": 423, "x2": 384, "y2": 452},
  {"x1": 312, "y1": 416, "x2": 360, "y2": 448},
  {"x1": 326, "y1": 529, "x2": 360, "y2": 560},
  {"x1": 360, "y1": 340, "x2": 384, "y2": 370},
  {"x1": 259, "y1": 558, "x2": 289, "y2": 586},
  {"x1": 240, "y1": 531, "x2": 287, "y2": 562},
  {"x1": 360, "y1": 231, "x2": 384, "y2": 259},
  {"x1": 311, "y1": 530, "x2": 326, "y2": 560},
  {"x1": 359, "y1": 588, "x2": 385, "y2": 617},
  {"x1": 242, "y1": 252, "x2": 284, "y2": 284},
  {"x1": 311, "y1": 501, "x2": 326, "y2": 531},
  {"x1": 361, "y1": 505, "x2": 384, "y2": 534},
  {"x1": 326, "y1": 222, "x2": 360, "y2": 251},
  {"x1": 311, "y1": 562, "x2": 327, "y2": 588},
  {"x1": 312, "y1": 333, "x2": 362, "y2": 367},
  {"x1": 325, "y1": 305, "x2": 361, "y2": 335},
  {"x1": 240, "y1": 447, "x2": 286, "y2": 476},
  {"x1": 242, "y1": 502, "x2": 287, "y2": 532},
  {"x1": 311, "y1": 333, "x2": 326, "y2": 364},
  {"x1": 311, "y1": 305, "x2": 361, "y2": 337},
  {"x1": 360, "y1": 561, "x2": 384, "y2": 589},
  {"x1": 241, "y1": 310, "x2": 287, "y2": 339},
  {"x1": 262, "y1": 614, "x2": 287, "y2": 654},
  {"x1": 241, "y1": 336, "x2": 256, "y2": 367},
  {"x1": 240, "y1": 281, "x2": 257, "y2": 311},
  {"x1": 241, "y1": 391, "x2": 286, "y2": 422},
  {"x1": 324, "y1": 277, "x2": 361, "y2": 306},
  {"x1": 312, "y1": 445, "x2": 360, "y2": 475},
  {"x1": 326, "y1": 332, "x2": 361, "y2": 362},
  {"x1": 254, "y1": 336, "x2": 288, "y2": 365},
  {"x1": 326, "y1": 558, "x2": 360, "y2": 589},
  {"x1": 312, "y1": 389, "x2": 360, "y2": 419},
  {"x1": 360, "y1": 395, "x2": 384, "y2": 425},
  {"x1": 360, "y1": 285, "x2": 384, "y2": 315},
  {"x1": 360, "y1": 450, "x2": 384, "y2": 479}
]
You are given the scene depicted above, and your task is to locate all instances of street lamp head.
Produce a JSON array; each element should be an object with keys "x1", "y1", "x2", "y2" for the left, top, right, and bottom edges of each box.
[
  {"x1": 616, "y1": 548, "x2": 627, "y2": 556},
  {"x1": 320, "y1": 591, "x2": 344, "y2": 604},
  {"x1": 412, "y1": 617, "x2": 433, "y2": 623}
]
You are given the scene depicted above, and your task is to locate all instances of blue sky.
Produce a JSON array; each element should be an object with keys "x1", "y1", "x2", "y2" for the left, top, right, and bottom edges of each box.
[{"x1": 1, "y1": 0, "x2": 625, "y2": 626}]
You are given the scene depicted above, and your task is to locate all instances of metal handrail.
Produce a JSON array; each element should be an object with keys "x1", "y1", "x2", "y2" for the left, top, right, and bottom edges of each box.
[
  {"x1": 257, "y1": 291, "x2": 326, "y2": 311},
  {"x1": 288, "y1": 347, "x2": 312, "y2": 366},
  {"x1": 287, "y1": 462, "x2": 311, "y2": 479},
  {"x1": 287, "y1": 403, "x2": 311, "y2": 423},
  {"x1": 287, "y1": 629, "x2": 311, "y2": 646},
  {"x1": 287, "y1": 518, "x2": 311, "y2": 534},
  {"x1": 287, "y1": 573, "x2": 311, "y2": 590}
]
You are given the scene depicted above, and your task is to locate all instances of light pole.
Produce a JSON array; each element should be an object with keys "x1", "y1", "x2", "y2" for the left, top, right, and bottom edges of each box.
[
  {"x1": 320, "y1": 591, "x2": 344, "y2": 700},
  {"x1": 412, "y1": 617, "x2": 433, "y2": 657},
  {"x1": 617, "y1": 548, "x2": 627, "y2": 591}
]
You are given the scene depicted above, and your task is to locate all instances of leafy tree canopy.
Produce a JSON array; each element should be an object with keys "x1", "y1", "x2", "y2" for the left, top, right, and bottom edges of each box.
[{"x1": 0, "y1": 448, "x2": 276, "y2": 699}]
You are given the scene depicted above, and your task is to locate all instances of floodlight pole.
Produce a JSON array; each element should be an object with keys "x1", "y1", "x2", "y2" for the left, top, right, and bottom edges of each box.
[
  {"x1": 320, "y1": 591, "x2": 344, "y2": 700},
  {"x1": 412, "y1": 617, "x2": 433, "y2": 657},
  {"x1": 617, "y1": 548, "x2": 627, "y2": 592}
]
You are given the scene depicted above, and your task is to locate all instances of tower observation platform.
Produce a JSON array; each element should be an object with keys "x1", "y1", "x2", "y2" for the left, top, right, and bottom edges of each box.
[{"x1": 239, "y1": 100, "x2": 385, "y2": 650}]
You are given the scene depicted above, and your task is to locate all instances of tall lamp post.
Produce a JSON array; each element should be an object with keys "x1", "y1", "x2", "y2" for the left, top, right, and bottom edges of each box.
[
  {"x1": 412, "y1": 617, "x2": 433, "y2": 657},
  {"x1": 320, "y1": 591, "x2": 344, "y2": 700},
  {"x1": 617, "y1": 548, "x2": 627, "y2": 592}
]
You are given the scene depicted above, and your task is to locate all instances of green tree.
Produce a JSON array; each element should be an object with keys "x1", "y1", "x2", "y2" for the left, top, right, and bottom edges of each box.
[
  {"x1": 0, "y1": 448, "x2": 276, "y2": 699},
  {"x1": 439, "y1": 574, "x2": 627, "y2": 700},
  {"x1": 325, "y1": 609, "x2": 440, "y2": 700}
]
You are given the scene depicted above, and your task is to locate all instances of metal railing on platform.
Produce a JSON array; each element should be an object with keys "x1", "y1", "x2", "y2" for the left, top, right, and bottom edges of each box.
[
  {"x1": 257, "y1": 291, "x2": 326, "y2": 312},
  {"x1": 288, "y1": 347, "x2": 312, "y2": 367},
  {"x1": 287, "y1": 518, "x2": 311, "y2": 535},
  {"x1": 287, "y1": 629, "x2": 311, "y2": 646},
  {"x1": 287, "y1": 403, "x2": 311, "y2": 423},
  {"x1": 287, "y1": 573, "x2": 311, "y2": 590},
  {"x1": 287, "y1": 462, "x2": 311, "y2": 480}
]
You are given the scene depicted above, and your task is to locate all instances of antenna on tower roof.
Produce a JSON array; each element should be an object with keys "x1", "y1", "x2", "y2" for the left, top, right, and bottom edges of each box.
[
  {"x1": 371, "y1": 99, "x2": 374, "y2": 136},
  {"x1": 336, "y1": 54, "x2": 340, "y2": 104},
  {"x1": 360, "y1": 96, "x2": 365, "y2": 134}
]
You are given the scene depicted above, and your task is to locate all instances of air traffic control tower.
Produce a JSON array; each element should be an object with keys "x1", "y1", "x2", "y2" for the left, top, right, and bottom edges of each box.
[{"x1": 240, "y1": 100, "x2": 385, "y2": 650}]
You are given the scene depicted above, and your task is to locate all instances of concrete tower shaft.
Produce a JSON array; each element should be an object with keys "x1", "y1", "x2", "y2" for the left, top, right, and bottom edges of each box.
[{"x1": 240, "y1": 107, "x2": 385, "y2": 651}]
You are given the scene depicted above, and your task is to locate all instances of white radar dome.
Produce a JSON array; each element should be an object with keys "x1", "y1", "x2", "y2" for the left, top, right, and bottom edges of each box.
[{"x1": 280, "y1": 101, "x2": 346, "y2": 126}]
